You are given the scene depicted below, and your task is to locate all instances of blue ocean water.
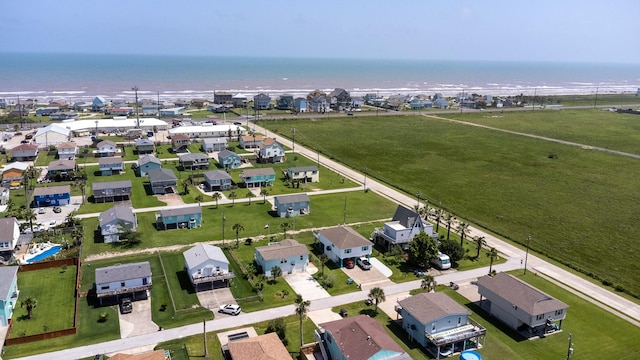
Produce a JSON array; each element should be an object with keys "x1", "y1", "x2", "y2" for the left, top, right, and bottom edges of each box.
[{"x1": 0, "y1": 53, "x2": 639, "y2": 102}]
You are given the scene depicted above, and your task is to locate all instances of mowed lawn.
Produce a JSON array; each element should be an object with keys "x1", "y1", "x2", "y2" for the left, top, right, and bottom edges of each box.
[
  {"x1": 10, "y1": 266, "x2": 77, "y2": 338},
  {"x1": 265, "y1": 115, "x2": 640, "y2": 296}
]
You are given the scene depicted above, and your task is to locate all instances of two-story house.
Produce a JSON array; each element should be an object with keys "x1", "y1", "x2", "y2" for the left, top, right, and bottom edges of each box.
[
  {"x1": 239, "y1": 135, "x2": 264, "y2": 150},
  {"x1": 134, "y1": 138, "x2": 155, "y2": 155},
  {"x1": 286, "y1": 165, "x2": 319, "y2": 183},
  {"x1": 171, "y1": 134, "x2": 190, "y2": 153},
  {"x1": 98, "y1": 206, "x2": 137, "y2": 243},
  {"x1": 328, "y1": 88, "x2": 351, "y2": 110},
  {"x1": 203, "y1": 170, "x2": 233, "y2": 191},
  {"x1": 239, "y1": 168, "x2": 275, "y2": 188},
  {"x1": 0, "y1": 217, "x2": 20, "y2": 253},
  {"x1": 178, "y1": 153, "x2": 210, "y2": 170},
  {"x1": 96, "y1": 140, "x2": 118, "y2": 157},
  {"x1": 137, "y1": 154, "x2": 162, "y2": 176},
  {"x1": 57, "y1": 142, "x2": 78, "y2": 160},
  {"x1": 11, "y1": 144, "x2": 38, "y2": 161},
  {"x1": 0, "y1": 266, "x2": 19, "y2": 327},
  {"x1": 156, "y1": 205, "x2": 202, "y2": 230},
  {"x1": 147, "y1": 168, "x2": 177, "y2": 195},
  {"x1": 32, "y1": 185, "x2": 71, "y2": 207},
  {"x1": 2, "y1": 162, "x2": 28, "y2": 186},
  {"x1": 373, "y1": 205, "x2": 435, "y2": 251},
  {"x1": 217, "y1": 149, "x2": 242, "y2": 169},
  {"x1": 202, "y1": 137, "x2": 227, "y2": 152},
  {"x1": 253, "y1": 93, "x2": 271, "y2": 110},
  {"x1": 314, "y1": 226, "x2": 372, "y2": 268},
  {"x1": 227, "y1": 332, "x2": 291, "y2": 360},
  {"x1": 294, "y1": 97, "x2": 307, "y2": 113},
  {"x1": 273, "y1": 194, "x2": 310, "y2": 217},
  {"x1": 92, "y1": 180, "x2": 132, "y2": 203},
  {"x1": 47, "y1": 159, "x2": 76, "y2": 180},
  {"x1": 276, "y1": 95, "x2": 294, "y2": 110},
  {"x1": 95, "y1": 261, "x2": 152, "y2": 305},
  {"x1": 99, "y1": 156, "x2": 124, "y2": 176},
  {"x1": 183, "y1": 243, "x2": 234, "y2": 291},
  {"x1": 257, "y1": 138, "x2": 285, "y2": 163},
  {"x1": 254, "y1": 239, "x2": 309, "y2": 276}
]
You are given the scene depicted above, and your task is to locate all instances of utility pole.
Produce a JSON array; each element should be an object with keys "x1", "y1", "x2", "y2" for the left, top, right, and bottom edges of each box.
[
  {"x1": 416, "y1": 190, "x2": 423, "y2": 209},
  {"x1": 524, "y1": 235, "x2": 531, "y2": 275},
  {"x1": 363, "y1": 166, "x2": 368, "y2": 191},
  {"x1": 291, "y1": 128, "x2": 296, "y2": 153},
  {"x1": 594, "y1": 87, "x2": 599, "y2": 109},
  {"x1": 203, "y1": 318, "x2": 208, "y2": 357},
  {"x1": 532, "y1": 88, "x2": 536, "y2": 111},
  {"x1": 222, "y1": 211, "x2": 225, "y2": 247},
  {"x1": 343, "y1": 196, "x2": 347, "y2": 225},
  {"x1": 566, "y1": 333, "x2": 574, "y2": 360},
  {"x1": 132, "y1": 86, "x2": 140, "y2": 128}
]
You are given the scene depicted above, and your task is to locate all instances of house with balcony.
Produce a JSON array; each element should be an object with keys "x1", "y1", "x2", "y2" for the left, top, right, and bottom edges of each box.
[
  {"x1": 98, "y1": 205, "x2": 137, "y2": 243},
  {"x1": 10, "y1": 144, "x2": 38, "y2": 161},
  {"x1": 477, "y1": 272, "x2": 569, "y2": 338},
  {"x1": 253, "y1": 93, "x2": 271, "y2": 110},
  {"x1": 99, "y1": 156, "x2": 124, "y2": 176},
  {"x1": 372, "y1": 205, "x2": 435, "y2": 251},
  {"x1": 239, "y1": 135, "x2": 264, "y2": 149},
  {"x1": 396, "y1": 292, "x2": 486, "y2": 358},
  {"x1": 314, "y1": 226, "x2": 372, "y2": 268},
  {"x1": 328, "y1": 88, "x2": 351, "y2": 110},
  {"x1": 294, "y1": 97, "x2": 307, "y2": 113},
  {"x1": 156, "y1": 205, "x2": 202, "y2": 230},
  {"x1": 239, "y1": 168, "x2": 275, "y2": 188},
  {"x1": 274, "y1": 194, "x2": 310, "y2": 218},
  {"x1": 254, "y1": 239, "x2": 309, "y2": 276},
  {"x1": 95, "y1": 261, "x2": 152, "y2": 305},
  {"x1": 183, "y1": 243, "x2": 234, "y2": 291},
  {"x1": 231, "y1": 93, "x2": 248, "y2": 108},
  {"x1": 179, "y1": 153, "x2": 210, "y2": 170},
  {"x1": 276, "y1": 95, "x2": 294, "y2": 110},
  {"x1": 0, "y1": 217, "x2": 20, "y2": 253},
  {"x1": 32, "y1": 185, "x2": 71, "y2": 207},
  {"x1": 203, "y1": 170, "x2": 233, "y2": 191},
  {"x1": 96, "y1": 140, "x2": 118, "y2": 157},
  {"x1": 171, "y1": 134, "x2": 190, "y2": 153},
  {"x1": 286, "y1": 165, "x2": 319, "y2": 183},
  {"x1": 0, "y1": 266, "x2": 19, "y2": 327},
  {"x1": 217, "y1": 149, "x2": 241, "y2": 169},
  {"x1": 47, "y1": 159, "x2": 76, "y2": 180},
  {"x1": 309, "y1": 96, "x2": 329, "y2": 113},
  {"x1": 147, "y1": 168, "x2": 177, "y2": 194},
  {"x1": 92, "y1": 180, "x2": 132, "y2": 203},
  {"x1": 256, "y1": 138, "x2": 285, "y2": 163},
  {"x1": 57, "y1": 142, "x2": 78, "y2": 160},
  {"x1": 135, "y1": 138, "x2": 155, "y2": 154},
  {"x1": 137, "y1": 154, "x2": 161, "y2": 176},
  {"x1": 202, "y1": 137, "x2": 227, "y2": 152},
  {"x1": 214, "y1": 92, "x2": 233, "y2": 105}
]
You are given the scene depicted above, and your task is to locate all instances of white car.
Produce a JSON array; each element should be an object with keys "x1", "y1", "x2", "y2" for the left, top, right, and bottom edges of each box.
[
  {"x1": 38, "y1": 207, "x2": 46, "y2": 214},
  {"x1": 218, "y1": 304, "x2": 241, "y2": 316}
]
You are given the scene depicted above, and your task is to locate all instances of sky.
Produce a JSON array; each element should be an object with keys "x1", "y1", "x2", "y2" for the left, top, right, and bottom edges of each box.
[{"x1": 2, "y1": 0, "x2": 639, "y2": 63}]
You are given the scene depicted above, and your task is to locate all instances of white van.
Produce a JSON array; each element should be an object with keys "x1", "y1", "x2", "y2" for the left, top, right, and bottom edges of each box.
[{"x1": 431, "y1": 252, "x2": 451, "y2": 270}]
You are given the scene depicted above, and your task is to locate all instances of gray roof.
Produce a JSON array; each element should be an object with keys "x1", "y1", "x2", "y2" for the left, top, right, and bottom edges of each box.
[
  {"x1": 97, "y1": 140, "x2": 116, "y2": 148},
  {"x1": 138, "y1": 154, "x2": 161, "y2": 166},
  {"x1": 183, "y1": 243, "x2": 229, "y2": 270},
  {"x1": 179, "y1": 153, "x2": 209, "y2": 162},
  {"x1": 318, "y1": 226, "x2": 371, "y2": 249},
  {"x1": 288, "y1": 165, "x2": 318, "y2": 173},
  {"x1": 33, "y1": 185, "x2": 71, "y2": 196},
  {"x1": 477, "y1": 272, "x2": 569, "y2": 316},
  {"x1": 99, "y1": 206, "x2": 136, "y2": 227},
  {"x1": 148, "y1": 168, "x2": 177, "y2": 182},
  {"x1": 275, "y1": 193, "x2": 310, "y2": 205},
  {"x1": 256, "y1": 239, "x2": 309, "y2": 261},
  {"x1": 204, "y1": 170, "x2": 232, "y2": 182},
  {"x1": 398, "y1": 292, "x2": 469, "y2": 324},
  {"x1": 135, "y1": 138, "x2": 154, "y2": 146},
  {"x1": 203, "y1": 137, "x2": 226, "y2": 144},
  {"x1": 0, "y1": 217, "x2": 18, "y2": 242},
  {"x1": 95, "y1": 261, "x2": 151, "y2": 284},
  {"x1": 160, "y1": 205, "x2": 202, "y2": 217},
  {"x1": 92, "y1": 180, "x2": 132, "y2": 191},
  {"x1": 391, "y1": 205, "x2": 420, "y2": 229},
  {"x1": 241, "y1": 167, "x2": 275, "y2": 177},
  {"x1": 47, "y1": 159, "x2": 76, "y2": 171},
  {"x1": 98, "y1": 156, "x2": 123, "y2": 165},
  {"x1": 218, "y1": 149, "x2": 239, "y2": 158},
  {"x1": 0, "y1": 266, "x2": 19, "y2": 299}
]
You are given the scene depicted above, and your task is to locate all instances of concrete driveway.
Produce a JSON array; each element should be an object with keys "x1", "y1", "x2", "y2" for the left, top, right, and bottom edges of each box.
[
  {"x1": 341, "y1": 260, "x2": 394, "y2": 291},
  {"x1": 118, "y1": 298, "x2": 159, "y2": 338},
  {"x1": 196, "y1": 287, "x2": 236, "y2": 318},
  {"x1": 307, "y1": 308, "x2": 342, "y2": 326},
  {"x1": 283, "y1": 264, "x2": 330, "y2": 301}
]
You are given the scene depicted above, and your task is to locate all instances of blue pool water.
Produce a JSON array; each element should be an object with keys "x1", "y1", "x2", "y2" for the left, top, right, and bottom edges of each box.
[
  {"x1": 460, "y1": 350, "x2": 482, "y2": 360},
  {"x1": 26, "y1": 245, "x2": 61, "y2": 263}
]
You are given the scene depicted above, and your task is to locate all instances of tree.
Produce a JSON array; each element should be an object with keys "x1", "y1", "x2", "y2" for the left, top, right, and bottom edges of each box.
[
  {"x1": 368, "y1": 287, "x2": 385, "y2": 313},
  {"x1": 487, "y1": 247, "x2": 499, "y2": 274},
  {"x1": 434, "y1": 208, "x2": 443, "y2": 232},
  {"x1": 79, "y1": 180, "x2": 86, "y2": 204},
  {"x1": 473, "y1": 236, "x2": 487, "y2": 258},
  {"x1": 232, "y1": 223, "x2": 244, "y2": 248},
  {"x1": 118, "y1": 221, "x2": 142, "y2": 244},
  {"x1": 211, "y1": 192, "x2": 222, "y2": 208},
  {"x1": 438, "y1": 239, "x2": 464, "y2": 265},
  {"x1": 181, "y1": 179, "x2": 190, "y2": 195},
  {"x1": 421, "y1": 274, "x2": 437, "y2": 292},
  {"x1": 65, "y1": 210, "x2": 78, "y2": 227},
  {"x1": 265, "y1": 317, "x2": 286, "y2": 341},
  {"x1": 280, "y1": 222, "x2": 291, "y2": 238},
  {"x1": 457, "y1": 221, "x2": 470, "y2": 247},
  {"x1": 260, "y1": 189, "x2": 269, "y2": 204},
  {"x1": 228, "y1": 191, "x2": 237, "y2": 206},
  {"x1": 318, "y1": 253, "x2": 329, "y2": 276},
  {"x1": 443, "y1": 212, "x2": 454, "y2": 240},
  {"x1": 195, "y1": 194, "x2": 204, "y2": 205},
  {"x1": 23, "y1": 208, "x2": 37, "y2": 233},
  {"x1": 245, "y1": 190, "x2": 256, "y2": 205},
  {"x1": 271, "y1": 265, "x2": 282, "y2": 281},
  {"x1": 295, "y1": 294, "x2": 311, "y2": 346},
  {"x1": 21, "y1": 297, "x2": 38, "y2": 319},
  {"x1": 407, "y1": 231, "x2": 439, "y2": 268}
]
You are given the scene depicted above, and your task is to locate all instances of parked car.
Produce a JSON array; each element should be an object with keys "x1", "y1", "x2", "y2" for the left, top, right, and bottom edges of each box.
[
  {"x1": 49, "y1": 220, "x2": 57, "y2": 226},
  {"x1": 120, "y1": 298, "x2": 133, "y2": 314},
  {"x1": 218, "y1": 304, "x2": 241, "y2": 316},
  {"x1": 357, "y1": 257, "x2": 372, "y2": 270},
  {"x1": 53, "y1": 206, "x2": 62, "y2": 213},
  {"x1": 38, "y1": 207, "x2": 46, "y2": 214}
]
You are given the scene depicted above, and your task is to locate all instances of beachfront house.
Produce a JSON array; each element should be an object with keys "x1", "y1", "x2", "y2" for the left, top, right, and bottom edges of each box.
[
  {"x1": 159, "y1": 107, "x2": 184, "y2": 118},
  {"x1": 0, "y1": 266, "x2": 19, "y2": 327},
  {"x1": 372, "y1": 205, "x2": 435, "y2": 251},
  {"x1": 328, "y1": 88, "x2": 351, "y2": 110},
  {"x1": 98, "y1": 206, "x2": 137, "y2": 243},
  {"x1": 137, "y1": 154, "x2": 162, "y2": 176},
  {"x1": 239, "y1": 135, "x2": 264, "y2": 149},
  {"x1": 214, "y1": 92, "x2": 233, "y2": 105},
  {"x1": 314, "y1": 226, "x2": 372, "y2": 268},
  {"x1": 33, "y1": 124, "x2": 71, "y2": 147},
  {"x1": 0, "y1": 217, "x2": 20, "y2": 253},
  {"x1": 92, "y1": 180, "x2": 132, "y2": 203},
  {"x1": 396, "y1": 292, "x2": 486, "y2": 357},
  {"x1": 276, "y1": 95, "x2": 294, "y2": 110},
  {"x1": 217, "y1": 149, "x2": 241, "y2": 169},
  {"x1": 294, "y1": 97, "x2": 307, "y2": 113},
  {"x1": 10, "y1": 144, "x2": 38, "y2": 161},
  {"x1": 147, "y1": 168, "x2": 178, "y2": 194},
  {"x1": 239, "y1": 168, "x2": 275, "y2": 188},
  {"x1": 286, "y1": 165, "x2": 319, "y2": 183},
  {"x1": 256, "y1": 138, "x2": 285, "y2": 163},
  {"x1": 231, "y1": 93, "x2": 247, "y2": 108},
  {"x1": 96, "y1": 140, "x2": 118, "y2": 157},
  {"x1": 171, "y1": 134, "x2": 190, "y2": 152},
  {"x1": 253, "y1": 93, "x2": 271, "y2": 110},
  {"x1": 135, "y1": 138, "x2": 155, "y2": 154},
  {"x1": 57, "y1": 141, "x2": 78, "y2": 160},
  {"x1": 477, "y1": 272, "x2": 569, "y2": 337},
  {"x1": 273, "y1": 194, "x2": 310, "y2": 218},
  {"x1": 98, "y1": 156, "x2": 124, "y2": 176},
  {"x1": 178, "y1": 153, "x2": 210, "y2": 170},
  {"x1": 254, "y1": 239, "x2": 309, "y2": 276},
  {"x1": 47, "y1": 159, "x2": 76, "y2": 181},
  {"x1": 32, "y1": 185, "x2": 71, "y2": 207},
  {"x1": 183, "y1": 243, "x2": 234, "y2": 290},
  {"x1": 309, "y1": 96, "x2": 329, "y2": 113},
  {"x1": 156, "y1": 205, "x2": 202, "y2": 230},
  {"x1": 203, "y1": 170, "x2": 233, "y2": 191},
  {"x1": 226, "y1": 332, "x2": 291, "y2": 360},
  {"x1": 202, "y1": 137, "x2": 227, "y2": 152},
  {"x1": 95, "y1": 261, "x2": 152, "y2": 304},
  {"x1": 35, "y1": 106, "x2": 60, "y2": 117}
]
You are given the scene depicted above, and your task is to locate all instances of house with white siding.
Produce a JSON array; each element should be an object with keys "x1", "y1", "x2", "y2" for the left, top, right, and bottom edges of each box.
[
  {"x1": 95, "y1": 261, "x2": 152, "y2": 304},
  {"x1": 314, "y1": 226, "x2": 372, "y2": 268}
]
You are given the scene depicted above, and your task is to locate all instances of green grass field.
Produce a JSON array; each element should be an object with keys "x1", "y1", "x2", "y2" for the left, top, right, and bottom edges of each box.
[{"x1": 264, "y1": 114, "x2": 640, "y2": 297}]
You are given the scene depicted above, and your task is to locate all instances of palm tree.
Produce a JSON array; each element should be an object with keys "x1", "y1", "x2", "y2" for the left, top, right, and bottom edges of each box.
[
  {"x1": 434, "y1": 208, "x2": 443, "y2": 232},
  {"x1": 271, "y1": 265, "x2": 282, "y2": 281},
  {"x1": 23, "y1": 208, "x2": 37, "y2": 233},
  {"x1": 232, "y1": 223, "x2": 244, "y2": 248},
  {"x1": 487, "y1": 247, "x2": 499, "y2": 274},
  {"x1": 280, "y1": 222, "x2": 291, "y2": 238},
  {"x1": 211, "y1": 192, "x2": 222, "y2": 208},
  {"x1": 79, "y1": 181, "x2": 86, "y2": 204},
  {"x1": 195, "y1": 194, "x2": 204, "y2": 205},
  {"x1": 443, "y1": 212, "x2": 454, "y2": 240},
  {"x1": 21, "y1": 297, "x2": 38, "y2": 319},
  {"x1": 228, "y1": 191, "x2": 237, "y2": 206},
  {"x1": 457, "y1": 222, "x2": 470, "y2": 247},
  {"x1": 421, "y1": 274, "x2": 437, "y2": 292},
  {"x1": 260, "y1": 189, "x2": 269, "y2": 204},
  {"x1": 474, "y1": 236, "x2": 487, "y2": 258},
  {"x1": 295, "y1": 295, "x2": 311, "y2": 347},
  {"x1": 318, "y1": 253, "x2": 329, "y2": 276},
  {"x1": 368, "y1": 287, "x2": 386, "y2": 314},
  {"x1": 245, "y1": 190, "x2": 256, "y2": 205},
  {"x1": 181, "y1": 179, "x2": 190, "y2": 195},
  {"x1": 65, "y1": 210, "x2": 78, "y2": 226}
]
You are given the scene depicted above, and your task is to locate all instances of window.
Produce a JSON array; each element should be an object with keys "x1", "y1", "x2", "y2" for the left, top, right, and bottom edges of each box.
[
  {"x1": 536, "y1": 314, "x2": 544, "y2": 321},
  {"x1": 300, "y1": 255, "x2": 304, "y2": 261},
  {"x1": 121, "y1": 282, "x2": 126, "y2": 287},
  {"x1": 101, "y1": 285, "x2": 110, "y2": 290},
  {"x1": 431, "y1": 323, "x2": 436, "y2": 332},
  {"x1": 344, "y1": 249, "x2": 352, "y2": 254},
  {"x1": 281, "y1": 258, "x2": 288, "y2": 263},
  {"x1": 458, "y1": 317, "x2": 462, "y2": 326},
  {"x1": 555, "y1": 309, "x2": 564, "y2": 316},
  {"x1": 361, "y1": 246, "x2": 369, "y2": 251}
]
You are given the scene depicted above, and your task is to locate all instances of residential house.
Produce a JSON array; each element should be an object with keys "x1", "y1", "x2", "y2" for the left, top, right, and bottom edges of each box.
[
  {"x1": 171, "y1": 134, "x2": 190, "y2": 152},
  {"x1": 92, "y1": 180, "x2": 132, "y2": 203},
  {"x1": 32, "y1": 185, "x2": 71, "y2": 207},
  {"x1": 309, "y1": 96, "x2": 329, "y2": 113},
  {"x1": 477, "y1": 272, "x2": 569, "y2": 337},
  {"x1": 351, "y1": 96, "x2": 364, "y2": 108},
  {"x1": 207, "y1": 103, "x2": 231, "y2": 113},
  {"x1": 47, "y1": 159, "x2": 76, "y2": 180},
  {"x1": 0, "y1": 218, "x2": 20, "y2": 253},
  {"x1": 318, "y1": 315, "x2": 410, "y2": 360},
  {"x1": 409, "y1": 98, "x2": 433, "y2": 110},
  {"x1": 159, "y1": 107, "x2": 184, "y2": 118},
  {"x1": 257, "y1": 138, "x2": 285, "y2": 163},
  {"x1": 294, "y1": 97, "x2": 307, "y2": 113},
  {"x1": 183, "y1": 243, "x2": 234, "y2": 290},
  {"x1": 0, "y1": 266, "x2": 19, "y2": 327},
  {"x1": 227, "y1": 332, "x2": 291, "y2": 360},
  {"x1": 99, "y1": 156, "x2": 124, "y2": 176},
  {"x1": 239, "y1": 135, "x2": 264, "y2": 149},
  {"x1": 156, "y1": 205, "x2": 202, "y2": 230},
  {"x1": 286, "y1": 165, "x2": 319, "y2": 183},
  {"x1": 314, "y1": 226, "x2": 372, "y2": 268},
  {"x1": 134, "y1": 138, "x2": 155, "y2": 154},
  {"x1": 2, "y1": 162, "x2": 28, "y2": 186},
  {"x1": 191, "y1": 98, "x2": 210, "y2": 109},
  {"x1": 214, "y1": 92, "x2": 233, "y2": 105},
  {"x1": 328, "y1": 88, "x2": 351, "y2": 110},
  {"x1": 178, "y1": 153, "x2": 210, "y2": 170},
  {"x1": 96, "y1": 140, "x2": 118, "y2": 157},
  {"x1": 253, "y1": 93, "x2": 271, "y2": 110},
  {"x1": 276, "y1": 95, "x2": 294, "y2": 110},
  {"x1": 33, "y1": 124, "x2": 70, "y2": 147},
  {"x1": 240, "y1": 168, "x2": 275, "y2": 188},
  {"x1": 148, "y1": 168, "x2": 177, "y2": 194},
  {"x1": 0, "y1": 98, "x2": 8, "y2": 109},
  {"x1": 373, "y1": 205, "x2": 435, "y2": 251},
  {"x1": 203, "y1": 170, "x2": 233, "y2": 191},
  {"x1": 142, "y1": 104, "x2": 160, "y2": 116},
  {"x1": 9, "y1": 105, "x2": 28, "y2": 117},
  {"x1": 35, "y1": 106, "x2": 60, "y2": 116},
  {"x1": 10, "y1": 144, "x2": 38, "y2": 161},
  {"x1": 274, "y1": 194, "x2": 310, "y2": 218},
  {"x1": 92, "y1": 96, "x2": 108, "y2": 112},
  {"x1": 57, "y1": 141, "x2": 78, "y2": 160},
  {"x1": 137, "y1": 154, "x2": 162, "y2": 176},
  {"x1": 49, "y1": 112, "x2": 78, "y2": 120},
  {"x1": 307, "y1": 90, "x2": 326, "y2": 101},
  {"x1": 98, "y1": 206, "x2": 137, "y2": 243},
  {"x1": 433, "y1": 98, "x2": 449, "y2": 109},
  {"x1": 202, "y1": 137, "x2": 227, "y2": 152},
  {"x1": 396, "y1": 292, "x2": 486, "y2": 358},
  {"x1": 0, "y1": 188, "x2": 9, "y2": 205},
  {"x1": 95, "y1": 261, "x2": 152, "y2": 304},
  {"x1": 254, "y1": 239, "x2": 309, "y2": 276},
  {"x1": 217, "y1": 149, "x2": 241, "y2": 169},
  {"x1": 231, "y1": 93, "x2": 247, "y2": 108},
  {"x1": 174, "y1": 100, "x2": 190, "y2": 109}
]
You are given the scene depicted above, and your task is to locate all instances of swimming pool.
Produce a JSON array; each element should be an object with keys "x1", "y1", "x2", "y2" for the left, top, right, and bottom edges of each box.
[{"x1": 26, "y1": 245, "x2": 61, "y2": 263}]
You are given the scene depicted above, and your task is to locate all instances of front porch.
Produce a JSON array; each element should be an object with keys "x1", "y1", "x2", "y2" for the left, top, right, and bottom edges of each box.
[{"x1": 425, "y1": 318, "x2": 487, "y2": 360}]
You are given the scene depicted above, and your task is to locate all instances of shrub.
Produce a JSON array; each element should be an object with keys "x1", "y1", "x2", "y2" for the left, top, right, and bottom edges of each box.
[
  {"x1": 615, "y1": 284, "x2": 625, "y2": 292},
  {"x1": 98, "y1": 313, "x2": 108, "y2": 323},
  {"x1": 265, "y1": 318, "x2": 286, "y2": 340}
]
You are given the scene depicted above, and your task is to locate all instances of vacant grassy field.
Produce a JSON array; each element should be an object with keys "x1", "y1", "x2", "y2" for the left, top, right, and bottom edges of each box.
[{"x1": 265, "y1": 114, "x2": 640, "y2": 296}]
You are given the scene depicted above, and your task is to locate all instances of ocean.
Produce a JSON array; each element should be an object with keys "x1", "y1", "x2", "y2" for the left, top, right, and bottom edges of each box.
[{"x1": 1, "y1": 53, "x2": 639, "y2": 103}]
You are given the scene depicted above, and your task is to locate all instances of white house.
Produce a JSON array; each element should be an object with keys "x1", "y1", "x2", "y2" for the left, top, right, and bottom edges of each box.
[
  {"x1": 286, "y1": 165, "x2": 319, "y2": 183},
  {"x1": 57, "y1": 142, "x2": 78, "y2": 160},
  {"x1": 314, "y1": 226, "x2": 372, "y2": 268},
  {"x1": 95, "y1": 261, "x2": 152, "y2": 304},
  {"x1": 98, "y1": 206, "x2": 137, "y2": 243},
  {"x1": 0, "y1": 217, "x2": 20, "y2": 252},
  {"x1": 33, "y1": 124, "x2": 70, "y2": 147},
  {"x1": 96, "y1": 140, "x2": 118, "y2": 157},
  {"x1": 373, "y1": 205, "x2": 435, "y2": 251},
  {"x1": 257, "y1": 138, "x2": 285, "y2": 163},
  {"x1": 183, "y1": 244, "x2": 234, "y2": 290},
  {"x1": 254, "y1": 239, "x2": 309, "y2": 276}
]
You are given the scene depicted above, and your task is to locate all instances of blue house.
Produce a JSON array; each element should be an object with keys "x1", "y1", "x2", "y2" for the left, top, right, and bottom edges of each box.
[
  {"x1": 217, "y1": 149, "x2": 241, "y2": 169},
  {"x1": 294, "y1": 97, "x2": 307, "y2": 113},
  {"x1": 240, "y1": 168, "x2": 276, "y2": 188},
  {"x1": 396, "y1": 292, "x2": 486, "y2": 357},
  {"x1": 253, "y1": 93, "x2": 271, "y2": 110},
  {"x1": 98, "y1": 156, "x2": 124, "y2": 176},
  {"x1": 137, "y1": 154, "x2": 161, "y2": 176},
  {"x1": 203, "y1": 170, "x2": 233, "y2": 191},
  {"x1": 32, "y1": 185, "x2": 71, "y2": 207},
  {"x1": 0, "y1": 266, "x2": 19, "y2": 327},
  {"x1": 254, "y1": 239, "x2": 309, "y2": 276},
  {"x1": 148, "y1": 168, "x2": 178, "y2": 194},
  {"x1": 156, "y1": 205, "x2": 202, "y2": 230},
  {"x1": 274, "y1": 194, "x2": 310, "y2": 218},
  {"x1": 159, "y1": 107, "x2": 184, "y2": 118}
]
